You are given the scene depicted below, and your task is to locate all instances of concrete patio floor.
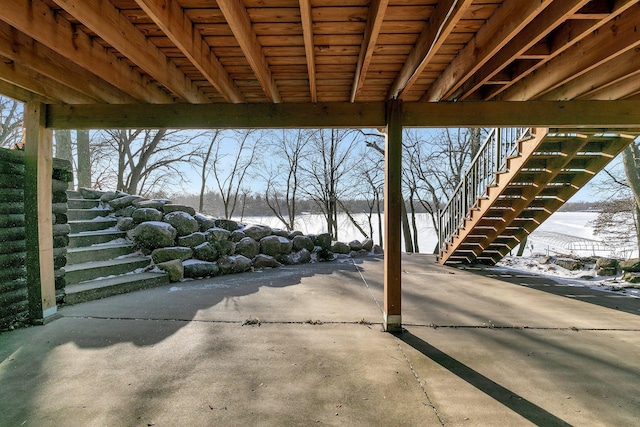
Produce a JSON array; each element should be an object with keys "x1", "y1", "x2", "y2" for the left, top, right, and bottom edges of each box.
[{"x1": 1, "y1": 254, "x2": 639, "y2": 426}]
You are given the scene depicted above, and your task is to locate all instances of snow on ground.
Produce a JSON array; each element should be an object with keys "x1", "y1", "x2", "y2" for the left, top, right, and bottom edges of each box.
[{"x1": 495, "y1": 255, "x2": 640, "y2": 299}]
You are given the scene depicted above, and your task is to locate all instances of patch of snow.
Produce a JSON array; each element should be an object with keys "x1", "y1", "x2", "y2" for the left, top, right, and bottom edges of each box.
[{"x1": 90, "y1": 238, "x2": 130, "y2": 247}]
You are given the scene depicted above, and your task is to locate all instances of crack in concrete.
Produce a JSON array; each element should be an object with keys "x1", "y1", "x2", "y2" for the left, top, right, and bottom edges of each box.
[
  {"x1": 396, "y1": 341, "x2": 445, "y2": 426},
  {"x1": 351, "y1": 258, "x2": 384, "y2": 315},
  {"x1": 403, "y1": 323, "x2": 640, "y2": 332}
]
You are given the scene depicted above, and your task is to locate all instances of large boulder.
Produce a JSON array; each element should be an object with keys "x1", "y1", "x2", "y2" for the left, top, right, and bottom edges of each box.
[
  {"x1": 272, "y1": 228, "x2": 289, "y2": 238},
  {"x1": 260, "y1": 235, "x2": 293, "y2": 256},
  {"x1": 163, "y1": 211, "x2": 199, "y2": 236},
  {"x1": 553, "y1": 257, "x2": 581, "y2": 271},
  {"x1": 114, "y1": 205, "x2": 136, "y2": 217},
  {"x1": 134, "y1": 199, "x2": 169, "y2": 210},
  {"x1": 235, "y1": 237, "x2": 260, "y2": 259},
  {"x1": 215, "y1": 219, "x2": 241, "y2": 232},
  {"x1": 79, "y1": 187, "x2": 105, "y2": 200},
  {"x1": 623, "y1": 272, "x2": 640, "y2": 283},
  {"x1": 194, "y1": 213, "x2": 217, "y2": 232},
  {"x1": 177, "y1": 231, "x2": 207, "y2": 248},
  {"x1": 110, "y1": 194, "x2": 145, "y2": 210},
  {"x1": 218, "y1": 255, "x2": 252, "y2": 275},
  {"x1": 132, "y1": 207, "x2": 163, "y2": 224},
  {"x1": 163, "y1": 204, "x2": 196, "y2": 216},
  {"x1": 151, "y1": 246, "x2": 193, "y2": 264},
  {"x1": 244, "y1": 225, "x2": 272, "y2": 241},
  {"x1": 596, "y1": 257, "x2": 618, "y2": 269},
  {"x1": 116, "y1": 217, "x2": 135, "y2": 231},
  {"x1": 183, "y1": 260, "x2": 219, "y2": 279},
  {"x1": 230, "y1": 230, "x2": 247, "y2": 242},
  {"x1": 348, "y1": 240, "x2": 363, "y2": 251},
  {"x1": 156, "y1": 259, "x2": 183, "y2": 282},
  {"x1": 292, "y1": 235, "x2": 314, "y2": 252},
  {"x1": 312, "y1": 233, "x2": 332, "y2": 250},
  {"x1": 193, "y1": 242, "x2": 219, "y2": 262},
  {"x1": 252, "y1": 254, "x2": 281, "y2": 269},
  {"x1": 99, "y1": 191, "x2": 123, "y2": 203},
  {"x1": 331, "y1": 241, "x2": 351, "y2": 254},
  {"x1": 291, "y1": 248, "x2": 311, "y2": 264},
  {"x1": 128, "y1": 221, "x2": 177, "y2": 249},
  {"x1": 362, "y1": 238, "x2": 374, "y2": 252},
  {"x1": 373, "y1": 245, "x2": 383, "y2": 255},
  {"x1": 206, "y1": 227, "x2": 231, "y2": 242},
  {"x1": 620, "y1": 258, "x2": 640, "y2": 272}
]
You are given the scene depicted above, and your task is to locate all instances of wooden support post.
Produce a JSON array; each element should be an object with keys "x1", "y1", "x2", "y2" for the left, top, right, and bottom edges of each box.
[
  {"x1": 384, "y1": 100, "x2": 402, "y2": 332},
  {"x1": 24, "y1": 102, "x2": 57, "y2": 322}
]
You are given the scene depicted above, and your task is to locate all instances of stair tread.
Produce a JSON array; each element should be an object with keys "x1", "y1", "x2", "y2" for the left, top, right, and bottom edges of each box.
[
  {"x1": 67, "y1": 243, "x2": 134, "y2": 253},
  {"x1": 64, "y1": 256, "x2": 150, "y2": 273},
  {"x1": 65, "y1": 272, "x2": 168, "y2": 294},
  {"x1": 69, "y1": 229, "x2": 124, "y2": 237}
]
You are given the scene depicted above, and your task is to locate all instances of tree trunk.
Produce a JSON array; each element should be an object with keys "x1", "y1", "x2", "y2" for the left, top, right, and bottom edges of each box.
[
  {"x1": 76, "y1": 130, "x2": 91, "y2": 189},
  {"x1": 517, "y1": 236, "x2": 527, "y2": 256},
  {"x1": 401, "y1": 201, "x2": 414, "y2": 253},
  {"x1": 622, "y1": 144, "x2": 640, "y2": 255},
  {"x1": 54, "y1": 130, "x2": 72, "y2": 163},
  {"x1": 409, "y1": 194, "x2": 419, "y2": 253},
  {"x1": 376, "y1": 192, "x2": 383, "y2": 247}
]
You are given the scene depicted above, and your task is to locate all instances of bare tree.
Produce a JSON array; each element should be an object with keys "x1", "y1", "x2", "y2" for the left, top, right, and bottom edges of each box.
[
  {"x1": 76, "y1": 130, "x2": 91, "y2": 189},
  {"x1": 300, "y1": 129, "x2": 358, "y2": 240},
  {"x1": 264, "y1": 129, "x2": 310, "y2": 230},
  {"x1": 0, "y1": 96, "x2": 23, "y2": 148},
  {"x1": 354, "y1": 148, "x2": 384, "y2": 245},
  {"x1": 211, "y1": 129, "x2": 263, "y2": 219},
  {"x1": 93, "y1": 129, "x2": 201, "y2": 196},
  {"x1": 192, "y1": 129, "x2": 225, "y2": 213},
  {"x1": 54, "y1": 130, "x2": 73, "y2": 163}
]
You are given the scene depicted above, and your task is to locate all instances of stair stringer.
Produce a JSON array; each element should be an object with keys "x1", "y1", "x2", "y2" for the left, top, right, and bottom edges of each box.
[{"x1": 438, "y1": 128, "x2": 549, "y2": 264}]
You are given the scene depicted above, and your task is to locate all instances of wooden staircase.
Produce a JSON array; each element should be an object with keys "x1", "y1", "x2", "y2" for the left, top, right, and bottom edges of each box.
[{"x1": 438, "y1": 128, "x2": 637, "y2": 265}]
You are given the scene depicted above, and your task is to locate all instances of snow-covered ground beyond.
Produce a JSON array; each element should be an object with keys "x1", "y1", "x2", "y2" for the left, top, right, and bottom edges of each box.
[{"x1": 235, "y1": 211, "x2": 639, "y2": 299}]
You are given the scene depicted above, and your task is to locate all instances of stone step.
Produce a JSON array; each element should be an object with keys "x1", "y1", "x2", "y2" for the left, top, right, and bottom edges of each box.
[
  {"x1": 67, "y1": 208, "x2": 112, "y2": 221},
  {"x1": 67, "y1": 198, "x2": 101, "y2": 210},
  {"x1": 64, "y1": 256, "x2": 152, "y2": 284},
  {"x1": 64, "y1": 272, "x2": 169, "y2": 305},
  {"x1": 69, "y1": 218, "x2": 118, "y2": 233},
  {"x1": 66, "y1": 190, "x2": 81, "y2": 199},
  {"x1": 66, "y1": 243, "x2": 136, "y2": 265},
  {"x1": 68, "y1": 230, "x2": 126, "y2": 248}
]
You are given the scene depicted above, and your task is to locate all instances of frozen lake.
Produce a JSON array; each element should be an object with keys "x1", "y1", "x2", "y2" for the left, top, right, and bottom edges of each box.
[{"x1": 235, "y1": 211, "x2": 637, "y2": 258}]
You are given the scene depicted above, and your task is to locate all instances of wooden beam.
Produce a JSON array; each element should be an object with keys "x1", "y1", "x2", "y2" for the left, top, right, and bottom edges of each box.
[
  {"x1": 457, "y1": 0, "x2": 590, "y2": 101},
  {"x1": 46, "y1": 100, "x2": 640, "y2": 129},
  {"x1": 388, "y1": 0, "x2": 472, "y2": 100},
  {"x1": 424, "y1": 0, "x2": 553, "y2": 101},
  {"x1": 54, "y1": 0, "x2": 208, "y2": 103},
  {"x1": 0, "y1": 53, "x2": 98, "y2": 104},
  {"x1": 218, "y1": 0, "x2": 281, "y2": 103},
  {"x1": 403, "y1": 100, "x2": 640, "y2": 127},
  {"x1": 24, "y1": 102, "x2": 56, "y2": 322},
  {"x1": 134, "y1": 0, "x2": 244, "y2": 103},
  {"x1": 0, "y1": 79, "x2": 53, "y2": 104},
  {"x1": 581, "y1": 74, "x2": 640, "y2": 101},
  {"x1": 0, "y1": 21, "x2": 130, "y2": 103},
  {"x1": 500, "y1": 3, "x2": 640, "y2": 101},
  {"x1": 299, "y1": 0, "x2": 317, "y2": 102},
  {"x1": 1, "y1": 0, "x2": 172, "y2": 103},
  {"x1": 46, "y1": 102, "x2": 387, "y2": 129},
  {"x1": 383, "y1": 99, "x2": 402, "y2": 333},
  {"x1": 351, "y1": 0, "x2": 389, "y2": 102},
  {"x1": 541, "y1": 48, "x2": 640, "y2": 100}
]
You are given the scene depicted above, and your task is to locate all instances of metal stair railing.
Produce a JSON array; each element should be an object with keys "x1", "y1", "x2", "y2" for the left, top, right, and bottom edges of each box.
[{"x1": 438, "y1": 127, "x2": 532, "y2": 255}]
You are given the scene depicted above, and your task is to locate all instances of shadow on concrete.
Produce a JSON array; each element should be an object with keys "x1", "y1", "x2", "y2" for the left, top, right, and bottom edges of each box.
[
  {"x1": 465, "y1": 267, "x2": 640, "y2": 316},
  {"x1": 398, "y1": 331, "x2": 572, "y2": 427}
]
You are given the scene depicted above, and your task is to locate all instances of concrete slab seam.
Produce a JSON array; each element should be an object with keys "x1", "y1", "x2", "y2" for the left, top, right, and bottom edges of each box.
[
  {"x1": 402, "y1": 323, "x2": 640, "y2": 332},
  {"x1": 395, "y1": 339, "x2": 445, "y2": 426},
  {"x1": 351, "y1": 258, "x2": 383, "y2": 315}
]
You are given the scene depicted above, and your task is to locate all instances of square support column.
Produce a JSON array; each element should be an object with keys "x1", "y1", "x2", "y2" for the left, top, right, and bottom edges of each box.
[
  {"x1": 24, "y1": 102, "x2": 57, "y2": 322},
  {"x1": 383, "y1": 100, "x2": 402, "y2": 332}
]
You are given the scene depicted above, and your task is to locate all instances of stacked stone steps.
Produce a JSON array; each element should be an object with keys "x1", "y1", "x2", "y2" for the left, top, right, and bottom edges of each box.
[{"x1": 63, "y1": 190, "x2": 169, "y2": 304}]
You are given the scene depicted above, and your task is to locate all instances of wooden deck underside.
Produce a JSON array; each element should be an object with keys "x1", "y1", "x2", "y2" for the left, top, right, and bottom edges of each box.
[{"x1": 438, "y1": 129, "x2": 636, "y2": 265}]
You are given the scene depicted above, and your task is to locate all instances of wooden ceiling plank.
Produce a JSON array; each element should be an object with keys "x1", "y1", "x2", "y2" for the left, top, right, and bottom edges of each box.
[
  {"x1": 350, "y1": 0, "x2": 389, "y2": 103},
  {"x1": 458, "y1": 0, "x2": 591, "y2": 101},
  {"x1": 0, "y1": 0, "x2": 172, "y2": 103},
  {"x1": 581, "y1": 74, "x2": 640, "y2": 101},
  {"x1": 0, "y1": 56, "x2": 95, "y2": 104},
  {"x1": 218, "y1": 0, "x2": 282, "y2": 103},
  {"x1": 53, "y1": 0, "x2": 208, "y2": 103},
  {"x1": 0, "y1": 21, "x2": 130, "y2": 103},
  {"x1": 299, "y1": 0, "x2": 317, "y2": 102},
  {"x1": 500, "y1": 3, "x2": 640, "y2": 101},
  {"x1": 389, "y1": 0, "x2": 472, "y2": 100},
  {"x1": 134, "y1": 0, "x2": 244, "y2": 103},
  {"x1": 424, "y1": 0, "x2": 553, "y2": 102}
]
